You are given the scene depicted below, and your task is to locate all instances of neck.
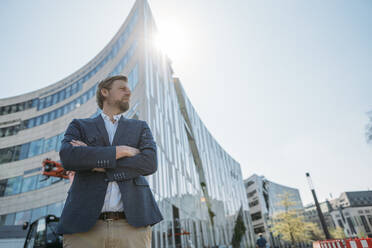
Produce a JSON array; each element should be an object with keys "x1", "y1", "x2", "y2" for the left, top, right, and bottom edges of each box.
[{"x1": 102, "y1": 106, "x2": 123, "y2": 119}]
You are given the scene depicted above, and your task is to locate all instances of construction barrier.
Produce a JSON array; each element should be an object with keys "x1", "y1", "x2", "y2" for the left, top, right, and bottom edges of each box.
[{"x1": 313, "y1": 238, "x2": 372, "y2": 248}]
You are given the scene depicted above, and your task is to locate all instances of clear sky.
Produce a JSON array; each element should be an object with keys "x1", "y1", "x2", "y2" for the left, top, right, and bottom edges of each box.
[{"x1": 1, "y1": 0, "x2": 372, "y2": 205}]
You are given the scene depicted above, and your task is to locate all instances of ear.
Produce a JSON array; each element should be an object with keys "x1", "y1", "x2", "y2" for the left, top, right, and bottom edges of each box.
[{"x1": 101, "y1": 88, "x2": 109, "y2": 97}]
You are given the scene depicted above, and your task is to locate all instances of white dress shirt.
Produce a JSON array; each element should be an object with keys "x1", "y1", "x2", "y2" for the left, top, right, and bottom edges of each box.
[{"x1": 100, "y1": 111, "x2": 125, "y2": 212}]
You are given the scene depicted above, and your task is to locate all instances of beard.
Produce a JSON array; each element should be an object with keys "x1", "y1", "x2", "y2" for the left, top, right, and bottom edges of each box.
[{"x1": 116, "y1": 100, "x2": 130, "y2": 112}]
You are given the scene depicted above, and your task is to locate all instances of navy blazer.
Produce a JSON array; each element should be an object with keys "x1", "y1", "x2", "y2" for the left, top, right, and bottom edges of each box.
[{"x1": 56, "y1": 114, "x2": 163, "y2": 234}]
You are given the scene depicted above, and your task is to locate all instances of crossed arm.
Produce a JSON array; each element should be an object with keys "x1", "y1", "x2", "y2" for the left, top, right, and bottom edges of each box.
[
  {"x1": 59, "y1": 119, "x2": 158, "y2": 180},
  {"x1": 69, "y1": 139, "x2": 138, "y2": 172}
]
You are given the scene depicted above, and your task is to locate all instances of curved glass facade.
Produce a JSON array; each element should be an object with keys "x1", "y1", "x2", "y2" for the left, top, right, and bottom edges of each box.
[{"x1": 0, "y1": 0, "x2": 255, "y2": 247}]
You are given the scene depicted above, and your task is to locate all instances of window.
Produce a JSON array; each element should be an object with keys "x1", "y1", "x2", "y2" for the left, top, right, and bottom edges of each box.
[
  {"x1": 38, "y1": 98, "x2": 45, "y2": 110},
  {"x1": 0, "y1": 147, "x2": 14, "y2": 164},
  {"x1": 0, "y1": 179, "x2": 7, "y2": 197},
  {"x1": 45, "y1": 95, "x2": 52, "y2": 108},
  {"x1": 12, "y1": 145, "x2": 21, "y2": 161},
  {"x1": 56, "y1": 133, "x2": 64, "y2": 151},
  {"x1": 58, "y1": 90, "x2": 65, "y2": 102},
  {"x1": 246, "y1": 181, "x2": 254, "y2": 187},
  {"x1": 35, "y1": 116, "x2": 42, "y2": 126},
  {"x1": 19, "y1": 143, "x2": 30, "y2": 160},
  {"x1": 49, "y1": 111, "x2": 55, "y2": 121},
  {"x1": 32, "y1": 99, "x2": 38, "y2": 108},
  {"x1": 4, "y1": 176, "x2": 22, "y2": 196},
  {"x1": 360, "y1": 215, "x2": 371, "y2": 232},
  {"x1": 43, "y1": 136, "x2": 57, "y2": 153},
  {"x1": 42, "y1": 113, "x2": 49, "y2": 124},
  {"x1": 71, "y1": 82, "x2": 78, "y2": 94},
  {"x1": 28, "y1": 139, "x2": 44, "y2": 157},
  {"x1": 47, "y1": 202, "x2": 63, "y2": 216},
  {"x1": 56, "y1": 108, "x2": 62, "y2": 118},
  {"x1": 21, "y1": 176, "x2": 37, "y2": 193},
  {"x1": 249, "y1": 200, "x2": 259, "y2": 208},
  {"x1": 14, "y1": 210, "x2": 31, "y2": 225},
  {"x1": 52, "y1": 93, "x2": 59, "y2": 105},
  {"x1": 65, "y1": 86, "x2": 72, "y2": 98},
  {"x1": 247, "y1": 190, "x2": 257, "y2": 198},
  {"x1": 128, "y1": 64, "x2": 139, "y2": 90},
  {"x1": 0, "y1": 213, "x2": 15, "y2": 226},
  {"x1": 28, "y1": 118, "x2": 35, "y2": 128},
  {"x1": 31, "y1": 207, "x2": 47, "y2": 222},
  {"x1": 337, "y1": 219, "x2": 344, "y2": 228},
  {"x1": 251, "y1": 212, "x2": 262, "y2": 221}
]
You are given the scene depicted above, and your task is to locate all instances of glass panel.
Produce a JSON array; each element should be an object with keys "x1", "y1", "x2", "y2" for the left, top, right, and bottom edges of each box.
[
  {"x1": 4, "y1": 176, "x2": 22, "y2": 196},
  {"x1": 65, "y1": 86, "x2": 72, "y2": 98},
  {"x1": 35, "y1": 116, "x2": 42, "y2": 126},
  {"x1": 12, "y1": 145, "x2": 21, "y2": 161},
  {"x1": 31, "y1": 206, "x2": 47, "y2": 222},
  {"x1": 0, "y1": 213, "x2": 15, "y2": 225},
  {"x1": 28, "y1": 118, "x2": 35, "y2": 128},
  {"x1": 19, "y1": 143, "x2": 30, "y2": 160},
  {"x1": 43, "y1": 136, "x2": 57, "y2": 153},
  {"x1": 21, "y1": 176, "x2": 37, "y2": 193},
  {"x1": 58, "y1": 90, "x2": 65, "y2": 102},
  {"x1": 56, "y1": 108, "x2": 62, "y2": 118},
  {"x1": 36, "y1": 174, "x2": 51, "y2": 189},
  {"x1": 0, "y1": 147, "x2": 13, "y2": 164},
  {"x1": 49, "y1": 111, "x2": 55, "y2": 121},
  {"x1": 38, "y1": 98, "x2": 45, "y2": 110},
  {"x1": 0, "y1": 179, "x2": 7, "y2": 196},
  {"x1": 14, "y1": 210, "x2": 32, "y2": 225},
  {"x1": 47, "y1": 202, "x2": 63, "y2": 217},
  {"x1": 28, "y1": 139, "x2": 44, "y2": 157},
  {"x1": 45, "y1": 95, "x2": 52, "y2": 107},
  {"x1": 42, "y1": 114, "x2": 49, "y2": 124},
  {"x1": 32, "y1": 99, "x2": 39, "y2": 108},
  {"x1": 56, "y1": 133, "x2": 64, "y2": 151},
  {"x1": 52, "y1": 93, "x2": 59, "y2": 105}
]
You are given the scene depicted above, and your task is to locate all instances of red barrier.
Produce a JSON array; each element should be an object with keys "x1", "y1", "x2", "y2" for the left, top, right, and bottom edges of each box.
[{"x1": 314, "y1": 238, "x2": 372, "y2": 248}]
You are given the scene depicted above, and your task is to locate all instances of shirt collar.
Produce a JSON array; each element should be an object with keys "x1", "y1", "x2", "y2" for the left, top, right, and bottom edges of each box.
[{"x1": 101, "y1": 111, "x2": 125, "y2": 123}]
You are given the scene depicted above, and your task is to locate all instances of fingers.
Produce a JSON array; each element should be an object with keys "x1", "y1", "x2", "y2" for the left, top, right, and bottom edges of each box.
[
  {"x1": 70, "y1": 139, "x2": 88, "y2": 146},
  {"x1": 66, "y1": 170, "x2": 75, "y2": 176}
]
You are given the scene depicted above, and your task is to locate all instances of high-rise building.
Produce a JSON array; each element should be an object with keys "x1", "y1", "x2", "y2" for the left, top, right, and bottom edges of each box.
[
  {"x1": 244, "y1": 174, "x2": 304, "y2": 247},
  {"x1": 0, "y1": 0, "x2": 255, "y2": 247}
]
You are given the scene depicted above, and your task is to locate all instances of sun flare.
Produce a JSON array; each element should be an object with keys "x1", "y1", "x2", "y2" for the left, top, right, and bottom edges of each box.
[{"x1": 152, "y1": 22, "x2": 191, "y2": 60}]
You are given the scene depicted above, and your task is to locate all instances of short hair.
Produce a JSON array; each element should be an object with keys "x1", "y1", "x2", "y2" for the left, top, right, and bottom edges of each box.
[{"x1": 96, "y1": 75, "x2": 128, "y2": 109}]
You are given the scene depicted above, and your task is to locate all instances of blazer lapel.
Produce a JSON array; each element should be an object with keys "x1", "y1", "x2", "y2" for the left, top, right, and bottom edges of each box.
[
  {"x1": 112, "y1": 115, "x2": 130, "y2": 146},
  {"x1": 94, "y1": 114, "x2": 110, "y2": 146}
]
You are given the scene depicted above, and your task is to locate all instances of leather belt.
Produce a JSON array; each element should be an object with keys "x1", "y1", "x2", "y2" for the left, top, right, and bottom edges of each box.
[{"x1": 99, "y1": 211, "x2": 126, "y2": 221}]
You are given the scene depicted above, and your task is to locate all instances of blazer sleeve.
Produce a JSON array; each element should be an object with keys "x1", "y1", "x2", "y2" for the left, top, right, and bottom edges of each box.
[
  {"x1": 59, "y1": 119, "x2": 117, "y2": 171},
  {"x1": 110, "y1": 120, "x2": 157, "y2": 180}
]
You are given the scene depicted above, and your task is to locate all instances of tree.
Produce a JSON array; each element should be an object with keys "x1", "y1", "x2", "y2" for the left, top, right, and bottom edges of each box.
[
  {"x1": 270, "y1": 192, "x2": 317, "y2": 247},
  {"x1": 330, "y1": 227, "x2": 346, "y2": 239},
  {"x1": 231, "y1": 206, "x2": 247, "y2": 248}
]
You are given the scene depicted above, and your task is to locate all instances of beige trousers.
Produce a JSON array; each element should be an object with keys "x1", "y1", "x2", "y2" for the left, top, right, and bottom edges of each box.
[{"x1": 63, "y1": 219, "x2": 152, "y2": 248}]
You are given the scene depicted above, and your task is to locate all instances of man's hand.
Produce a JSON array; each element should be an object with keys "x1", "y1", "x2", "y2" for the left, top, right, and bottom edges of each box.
[
  {"x1": 116, "y1": 145, "x2": 140, "y2": 159},
  {"x1": 70, "y1": 139, "x2": 106, "y2": 173},
  {"x1": 70, "y1": 139, "x2": 87, "y2": 147}
]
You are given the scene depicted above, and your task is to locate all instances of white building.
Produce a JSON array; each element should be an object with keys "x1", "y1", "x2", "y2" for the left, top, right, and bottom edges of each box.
[
  {"x1": 244, "y1": 174, "x2": 304, "y2": 247},
  {"x1": 329, "y1": 191, "x2": 372, "y2": 238}
]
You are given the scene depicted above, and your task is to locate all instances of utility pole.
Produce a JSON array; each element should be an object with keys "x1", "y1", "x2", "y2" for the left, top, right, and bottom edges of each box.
[{"x1": 305, "y1": 172, "x2": 331, "y2": 239}]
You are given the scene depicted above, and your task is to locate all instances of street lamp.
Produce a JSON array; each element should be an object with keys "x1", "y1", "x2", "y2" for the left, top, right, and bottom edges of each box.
[{"x1": 306, "y1": 172, "x2": 331, "y2": 239}]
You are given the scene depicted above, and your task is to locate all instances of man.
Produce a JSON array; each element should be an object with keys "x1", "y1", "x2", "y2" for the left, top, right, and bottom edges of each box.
[
  {"x1": 56, "y1": 75, "x2": 163, "y2": 248},
  {"x1": 256, "y1": 233, "x2": 268, "y2": 248}
]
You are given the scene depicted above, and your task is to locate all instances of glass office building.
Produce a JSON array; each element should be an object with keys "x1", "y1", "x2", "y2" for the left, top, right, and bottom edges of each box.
[{"x1": 0, "y1": 0, "x2": 255, "y2": 247}]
